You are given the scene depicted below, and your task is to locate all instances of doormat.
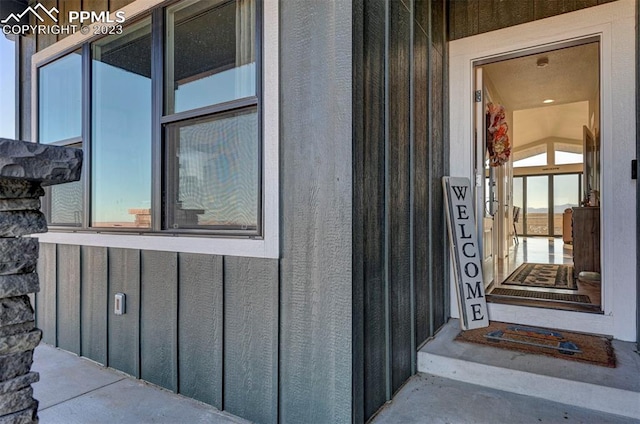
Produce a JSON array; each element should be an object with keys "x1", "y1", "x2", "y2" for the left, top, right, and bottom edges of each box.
[
  {"x1": 455, "y1": 321, "x2": 616, "y2": 367},
  {"x1": 502, "y1": 263, "x2": 576, "y2": 289},
  {"x1": 489, "y1": 287, "x2": 590, "y2": 304}
]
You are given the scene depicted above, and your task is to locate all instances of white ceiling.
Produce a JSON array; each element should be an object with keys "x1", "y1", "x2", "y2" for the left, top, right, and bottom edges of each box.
[
  {"x1": 513, "y1": 101, "x2": 589, "y2": 147},
  {"x1": 482, "y1": 42, "x2": 599, "y2": 148}
]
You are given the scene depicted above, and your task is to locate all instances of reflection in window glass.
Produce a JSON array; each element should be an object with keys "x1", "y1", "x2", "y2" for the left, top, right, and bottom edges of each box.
[
  {"x1": 165, "y1": 0, "x2": 256, "y2": 114},
  {"x1": 39, "y1": 51, "x2": 82, "y2": 143},
  {"x1": 50, "y1": 142, "x2": 83, "y2": 226},
  {"x1": 166, "y1": 108, "x2": 259, "y2": 231},
  {"x1": 0, "y1": 36, "x2": 15, "y2": 139},
  {"x1": 526, "y1": 176, "x2": 548, "y2": 235},
  {"x1": 553, "y1": 174, "x2": 580, "y2": 235},
  {"x1": 513, "y1": 152, "x2": 547, "y2": 168},
  {"x1": 91, "y1": 18, "x2": 152, "y2": 228}
]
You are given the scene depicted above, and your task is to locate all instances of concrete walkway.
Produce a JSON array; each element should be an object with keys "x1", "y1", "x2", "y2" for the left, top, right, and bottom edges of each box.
[
  {"x1": 32, "y1": 344, "x2": 249, "y2": 424},
  {"x1": 371, "y1": 373, "x2": 640, "y2": 424},
  {"x1": 32, "y1": 341, "x2": 640, "y2": 424}
]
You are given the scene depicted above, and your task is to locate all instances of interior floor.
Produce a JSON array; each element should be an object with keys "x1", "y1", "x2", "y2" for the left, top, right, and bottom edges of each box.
[{"x1": 486, "y1": 237, "x2": 601, "y2": 313}]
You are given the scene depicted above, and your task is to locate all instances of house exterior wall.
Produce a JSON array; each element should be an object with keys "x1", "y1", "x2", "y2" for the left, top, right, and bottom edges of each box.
[
  {"x1": 352, "y1": 0, "x2": 449, "y2": 421},
  {"x1": 278, "y1": 0, "x2": 353, "y2": 422},
  {"x1": 448, "y1": 0, "x2": 617, "y2": 41},
  {"x1": 17, "y1": 0, "x2": 353, "y2": 423},
  {"x1": 35, "y1": 243, "x2": 278, "y2": 423}
]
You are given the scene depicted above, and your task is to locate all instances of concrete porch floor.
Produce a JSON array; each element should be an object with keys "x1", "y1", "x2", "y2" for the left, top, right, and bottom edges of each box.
[
  {"x1": 32, "y1": 344, "x2": 249, "y2": 424},
  {"x1": 31, "y1": 332, "x2": 640, "y2": 424},
  {"x1": 404, "y1": 318, "x2": 640, "y2": 422}
]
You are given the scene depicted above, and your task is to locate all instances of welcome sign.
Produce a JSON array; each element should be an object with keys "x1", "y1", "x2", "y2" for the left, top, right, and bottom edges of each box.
[{"x1": 442, "y1": 177, "x2": 489, "y2": 330}]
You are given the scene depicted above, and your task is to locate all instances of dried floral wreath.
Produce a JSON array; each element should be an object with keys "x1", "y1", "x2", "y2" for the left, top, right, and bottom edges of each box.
[{"x1": 486, "y1": 102, "x2": 511, "y2": 167}]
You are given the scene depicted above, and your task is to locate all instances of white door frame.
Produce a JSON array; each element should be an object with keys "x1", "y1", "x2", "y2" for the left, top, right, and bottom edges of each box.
[{"x1": 448, "y1": 0, "x2": 637, "y2": 341}]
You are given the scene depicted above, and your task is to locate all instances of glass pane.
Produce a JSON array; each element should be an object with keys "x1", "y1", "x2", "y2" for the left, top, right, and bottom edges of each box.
[
  {"x1": 526, "y1": 176, "x2": 549, "y2": 235},
  {"x1": 513, "y1": 152, "x2": 547, "y2": 168},
  {"x1": 39, "y1": 51, "x2": 82, "y2": 143},
  {"x1": 555, "y1": 151, "x2": 583, "y2": 165},
  {"x1": 513, "y1": 177, "x2": 523, "y2": 234},
  {"x1": 0, "y1": 36, "x2": 15, "y2": 139},
  {"x1": 165, "y1": 0, "x2": 256, "y2": 114},
  {"x1": 50, "y1": 142, "x2": 83, "y2": 226},
  {"x1": 553, "y1": 174, "x2": 580, "y2": 236},
  {"x1": 167, "y1": 108, "x2": 259, "y2": 231},
  {"x1": 91, "y1": 18, "x2": 152, "y2": 228}
]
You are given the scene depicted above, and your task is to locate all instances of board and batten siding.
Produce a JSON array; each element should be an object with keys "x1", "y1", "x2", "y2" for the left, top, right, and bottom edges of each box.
[
  {"x1": 34, "y1": 243, "x2": 279, "y2": 424},
  {"x1": 352, "y1": 0, "x2": 449, "y2": 421},
  {"x1": 279, "y1": 0, "x2": 354, "y2": 422},
  {"x1": 448, "y1": 0, "x2": 617, "y2": 40}
]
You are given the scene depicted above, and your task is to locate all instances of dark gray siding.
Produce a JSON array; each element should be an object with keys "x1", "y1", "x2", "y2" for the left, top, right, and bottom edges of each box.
[
  {"x1": 279, "y1": 0, "x2": 353, "y2": 422},
  {"x1": 353, "y1": 0, "x2": 388, "y2": 419},
  {"x1": 224, "y1": 257, "x2": 278, "y2": 424},
  {"x1": 56, "y1": 244, "x2": 81, "y2": 354},
  {"x1": 178, "y1": 253, "x2": 223, "y2": 409},
  {"x1": 448, "y1": 0, "x2": 616, "y2": 40},
  {"x1": 140, "y1": 250, "x2": 178, "y2": 392},
  {"x1": 352, "y1": 0, "x2": 449, "y2": 420},
  {"x1": 36, "y1": 243, "x2": 56, "y2": 345},
  {"x1": 107, "y1": 248, "x2": 140, "y2": 377},
  {"x1": 81, "y1": 246, "x2": 108, "y2": 365},
  {"x1": 388, "y1": 0, "x2": 413, "y2": 394},
  {"x1": 38, "y1": 244, "x2": 279, "y2": 424}
]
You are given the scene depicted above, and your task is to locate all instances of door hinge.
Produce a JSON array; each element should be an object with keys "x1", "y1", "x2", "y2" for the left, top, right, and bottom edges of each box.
[
  {"x1": 474, "y1": 90, "x2": 482, "y2": 102},
  {"x1": 632, "y1": 159, "x2": 637, "y2": 180}
]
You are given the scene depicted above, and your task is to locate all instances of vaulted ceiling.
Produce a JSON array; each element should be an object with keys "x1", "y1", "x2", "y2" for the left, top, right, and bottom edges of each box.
[{"x1": 482, "y1": 41, "x2": 599, "y2": 148}]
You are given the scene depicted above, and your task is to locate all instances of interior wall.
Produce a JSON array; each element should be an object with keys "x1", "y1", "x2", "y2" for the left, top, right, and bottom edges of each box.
[{"x1": 352, "y1": 0, "x2": 448, "y2": 421}]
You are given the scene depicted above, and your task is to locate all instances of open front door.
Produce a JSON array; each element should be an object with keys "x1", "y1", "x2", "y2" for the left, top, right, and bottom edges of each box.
[{"x1": 475, "y1": 68, "x2": 497, "y2": 287}]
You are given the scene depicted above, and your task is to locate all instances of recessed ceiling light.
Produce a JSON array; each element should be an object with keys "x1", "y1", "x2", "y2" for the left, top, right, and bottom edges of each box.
[
  {"x1": 537, "y1": 57, "x2": 549, "y2": 68},
  {"x1": 543, "y1": 99, "x2": 554, "y2": 104}
]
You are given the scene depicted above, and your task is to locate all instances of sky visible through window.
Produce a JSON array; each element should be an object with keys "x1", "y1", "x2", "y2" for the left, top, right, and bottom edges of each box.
[{"x1": 0, "y1": 36, "x2": 15, "y2": 139}]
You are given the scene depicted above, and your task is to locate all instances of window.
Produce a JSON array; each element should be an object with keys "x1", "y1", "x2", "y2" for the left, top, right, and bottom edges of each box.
[
  {"x1": 163, "y1": 0, "x2": 259, "y2": 234},
  {"x1": 0, "y1": 36, "x2": 15, "y2": 139},
  {"x1": 166, "y1": 108, "x2": 259, "y2": 232},
  {"x1": 513, "y1": 152, "x2": 547, "y2": 168},
  {"x1": 91, "y1": 18, "x2": 152, "y2": 228},
  {"x1": 39, "y1": 51, "x2": 82, "y2": 144},
  {"x1": 37, "y1": 0, "x2": 261, "y2": 237},
  {"x1": 165, "y1": 0, "x2": 256, "y2": 115},
  {"x1": 39, "y1": 50, "x2": 83, "y2": 226}
]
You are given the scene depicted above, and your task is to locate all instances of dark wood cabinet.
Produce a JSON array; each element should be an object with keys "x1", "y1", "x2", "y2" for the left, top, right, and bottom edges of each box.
[{"x1": 572, "y1": 207, "x2": 600, "y2": 277}]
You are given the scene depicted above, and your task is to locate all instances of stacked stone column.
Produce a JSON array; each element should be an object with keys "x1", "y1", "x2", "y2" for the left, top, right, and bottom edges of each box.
[{"x1": 0, "y1": 139, "x2": 82, "y2": 424}]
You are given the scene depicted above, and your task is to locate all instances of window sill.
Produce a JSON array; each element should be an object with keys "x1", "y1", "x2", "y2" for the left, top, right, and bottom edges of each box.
[{"x1": 32, "y1": 230, "x2": 279, "y2": 259}]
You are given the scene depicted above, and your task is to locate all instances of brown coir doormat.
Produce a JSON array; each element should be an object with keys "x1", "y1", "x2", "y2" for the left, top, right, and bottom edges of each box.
[{"x1": 456, "y1": 321, "x2": 616, "y2": 368}]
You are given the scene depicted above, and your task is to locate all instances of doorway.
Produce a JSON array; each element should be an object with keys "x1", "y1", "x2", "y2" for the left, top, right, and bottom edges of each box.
[
  {"x1": 449, "y1": 0, "x2": 636, "y2": 341},
  {"x1": 474, "y1": 41, "x2": 602, "y2": 313}
]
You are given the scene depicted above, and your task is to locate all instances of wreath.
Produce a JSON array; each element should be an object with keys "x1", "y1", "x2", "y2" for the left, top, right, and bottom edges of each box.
[{"x1": 486, "y1": 103, "x2": 511, "y2": 167}]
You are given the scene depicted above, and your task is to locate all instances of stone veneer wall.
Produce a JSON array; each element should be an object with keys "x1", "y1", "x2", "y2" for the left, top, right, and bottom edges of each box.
[{"x1": 0, "y1": 139, "x2": 81, "y2": 424}]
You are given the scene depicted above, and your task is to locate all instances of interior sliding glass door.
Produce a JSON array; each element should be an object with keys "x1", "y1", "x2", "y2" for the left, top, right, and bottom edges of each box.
[{"x1": 513, "y1": 173, "x2": 581, "y2": 237}]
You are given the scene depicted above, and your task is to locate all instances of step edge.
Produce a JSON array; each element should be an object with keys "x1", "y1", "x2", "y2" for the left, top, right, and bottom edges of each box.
[{"x1": 418, "y1": 351, "x2": 640, "y2": 420}]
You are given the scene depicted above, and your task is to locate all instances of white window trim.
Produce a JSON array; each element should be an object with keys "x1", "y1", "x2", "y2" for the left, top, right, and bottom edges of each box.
[
  {"x1": 449, "y1": 0, "x2": 636, "y2": 341},
  {"x1": 31, "y1": 0, "x2": 279, "y2": 259}
]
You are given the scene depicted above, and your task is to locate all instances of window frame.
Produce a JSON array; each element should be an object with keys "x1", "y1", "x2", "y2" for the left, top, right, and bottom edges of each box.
[{"x1": 31, "y1": 0, "x2": 279, "y2": 259}]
